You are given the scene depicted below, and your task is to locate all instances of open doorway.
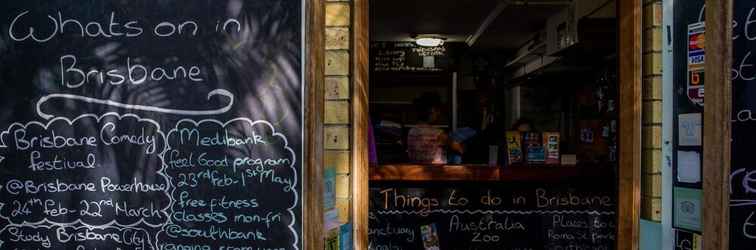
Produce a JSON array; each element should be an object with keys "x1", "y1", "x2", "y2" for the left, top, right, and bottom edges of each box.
[{"x1": 357, "y1": 0, "x2": 641, "y2": 249}]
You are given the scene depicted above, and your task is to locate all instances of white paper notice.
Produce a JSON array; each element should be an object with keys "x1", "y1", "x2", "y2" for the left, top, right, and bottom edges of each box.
[
  {"x1": 677, "y1": 150, "x2": 701, "y2": 183},
  {"x1": 678, "y1": 113, "x2": 702, "y2": 146}
]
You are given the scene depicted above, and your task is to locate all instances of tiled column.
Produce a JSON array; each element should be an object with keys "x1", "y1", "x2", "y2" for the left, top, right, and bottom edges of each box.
[
  {"x1": 324, "y1": 0, "x2": 353, "y2": 228},
  {"x1": 641, "y1": 0, "x2": 663, "y2": 222}
]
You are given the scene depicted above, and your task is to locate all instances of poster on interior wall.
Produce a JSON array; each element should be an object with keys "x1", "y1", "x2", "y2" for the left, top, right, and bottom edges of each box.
[
  {"x1": 730, "y1": 1, "x2": 756, "y2": 248},
  {"x1": 676, "y1": 151, "x2": 701, "y2": 184},
  {"x1": 0, "y1": 1, "x2": 305, "y2": 249},
  {"x1": 673, "y1": 187, "x2": 702, "y2": 232},
  {"x1": 678, "y1": 113, "x2": 702, "y2": 146}
]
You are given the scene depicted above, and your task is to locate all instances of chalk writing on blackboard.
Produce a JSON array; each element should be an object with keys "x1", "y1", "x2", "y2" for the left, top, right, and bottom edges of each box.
[
  {"x1": 0, "y1": 1, "x2": 304, "y2": 249},
  {"x1": 371, "y1": 42, "x2": 449, "y2": 72},
  {"x1": 8, "y1": 9, "x2": 246, "y2": 119},
  {"x1": 731, "y1": 2, "x2": 756, "y2": 248},
  {"x1": 0, "y1": 115, "x2": 301, "y2": 249},
  {"x1": 370, "y1": 184, "x2": 616, "y2": 249},
  {"x1": 36, "y1": 90, "x2": 234, "y2": 120}
]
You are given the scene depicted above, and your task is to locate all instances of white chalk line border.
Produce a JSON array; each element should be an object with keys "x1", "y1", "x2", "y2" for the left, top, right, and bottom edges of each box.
[
  {"x1": 156, "y1": 118, "x2": 299, "y2": 250},
  {"x1": 0, "y1": 113, "x2": 171, "y2": 248},
  {"x1": 0, "y1": 222, "x2": 153, "y2": 249},
  {"x1": 35, "y1": 89, "x2": 234, "y2": 120},
  {"x1": 375, "y1": 209, "x2": 616, "y2": 216},
  {"x1": 730, "y1": 199, "x2": 756, "y2": 207}
]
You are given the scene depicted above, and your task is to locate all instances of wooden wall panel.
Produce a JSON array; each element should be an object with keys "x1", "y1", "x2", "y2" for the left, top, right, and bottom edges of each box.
[
  {"x1": 352, "y1": 0, "x2": 370, "y2": 248},
  {"x1": 703, "y1": 0, "x2": 733, "y2": 249},
  {"x1": 305, "y1": 0, "x2": 325, "y2": 249},
  {"x1": 618, "y1": 0, "x2": 642, "y2": 248}
]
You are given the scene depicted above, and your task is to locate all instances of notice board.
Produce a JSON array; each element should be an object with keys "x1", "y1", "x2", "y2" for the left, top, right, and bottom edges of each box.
[{"x1": 0, "y1": 1, "x2": 305, "y2": 249}]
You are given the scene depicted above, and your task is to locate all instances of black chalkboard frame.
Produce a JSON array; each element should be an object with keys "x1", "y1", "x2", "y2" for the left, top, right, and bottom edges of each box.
[{"x1": 0, "y1": 1, "x2": 326, "y2": 249}]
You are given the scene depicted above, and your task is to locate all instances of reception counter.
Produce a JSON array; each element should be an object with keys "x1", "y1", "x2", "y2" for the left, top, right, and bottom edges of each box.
[{"x1": 370, "y1": 164, "x2": 614, "y2": 181}]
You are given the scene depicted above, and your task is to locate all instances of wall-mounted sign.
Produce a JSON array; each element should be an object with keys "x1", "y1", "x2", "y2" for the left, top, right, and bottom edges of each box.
[
  {"x1": 0, "y1": 1, "x2": 305, "y2": 249},
  {"x1": 371, "y1": 42, "x2": 453, "y2": 72},
  {"x1": 678, "y1": 113, "x2": 702, "y2": 146},
  {"x1": 673, "y1": 187, "x2": 703, "y2": 232},
  {"x1": 687, "y1": 22, "x2": 705, "y2": 107}
]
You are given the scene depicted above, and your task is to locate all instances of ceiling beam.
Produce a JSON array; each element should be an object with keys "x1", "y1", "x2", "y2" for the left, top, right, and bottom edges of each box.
[
  {"x1": 464, "y1": 0, "x2": 571, "y2": 47},
  {"x1": 465, "y1": 1, "x2": 510, "y2": 47},
  {"x1": 511, "y1": 1, "x2": 571, "y2": 6}
]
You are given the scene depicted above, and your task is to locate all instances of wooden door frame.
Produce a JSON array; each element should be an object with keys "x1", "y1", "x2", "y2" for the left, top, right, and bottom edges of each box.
[
  {"x1": 617, "y1": 0, "x2": 642, "y2": 249},
  {"x1": 352, "y1": 0, "x2": 370, "y2": 249},
  {"x1": 305, "y1": 0, "x2": 326, "y2": 249},
  {"x1": 702, "y1": 0, "x2": 732, "y2": 249},
  {"x1": 348, "y1": 0, "x2": 646, "y2": 249}
]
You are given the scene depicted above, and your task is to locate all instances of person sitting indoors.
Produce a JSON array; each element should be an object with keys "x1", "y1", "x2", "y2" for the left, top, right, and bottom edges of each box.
[{"x1": 406, "y1": 93, "x2": 462, "y2": 164}]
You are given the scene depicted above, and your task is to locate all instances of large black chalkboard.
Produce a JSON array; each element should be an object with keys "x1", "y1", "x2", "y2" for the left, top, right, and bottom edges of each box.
[
  {"x1": 731, "y1": 1, "x2": 756, "y2": 248},
  {"x1": 0, "y1": 1, "x2": 304, "y2": 249},
  {"x1": 674, "y1": 1, "x2": 756, "y2": 247},
  {"x1": 369, "y1": 178, "x2": 617, "y2": 250}
]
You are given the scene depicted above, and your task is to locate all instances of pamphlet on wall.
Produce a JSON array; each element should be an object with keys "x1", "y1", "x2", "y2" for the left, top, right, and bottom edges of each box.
[
  {"x1": 421, "y1": 224, "x2": 441, "y2": 250},
  {"x1": 524, "y1": 132, "x2": 545, "y2": 164},
  {"x1": 506, "y1": 131, "x2": 523, "y2": 165},
  {"x1": 325, "y1": 226, "x2": 340, "y2": 250},
  {"x1": 324, "y1": 168, "x2": 337, "y2": 211},
  {"x1": 543, "y1": 132, "x2": 560, "y2": 165},
  {"x1": 340, "y1": 223, "x2": 353, "y2": 250}
]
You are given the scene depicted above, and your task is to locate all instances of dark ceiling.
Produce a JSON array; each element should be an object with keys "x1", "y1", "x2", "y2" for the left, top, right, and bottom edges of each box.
[{"x1": 371, "y1": 0, "x2": 568, "y2": 52}]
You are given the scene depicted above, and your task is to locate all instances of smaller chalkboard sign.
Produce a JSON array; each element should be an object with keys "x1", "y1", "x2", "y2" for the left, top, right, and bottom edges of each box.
[
  {"x1": 370, "y1": 42, "x2": 453, "y2": 72},
  {"x1": 369, "y1": 179, "x2": 617, "y2": 250}
]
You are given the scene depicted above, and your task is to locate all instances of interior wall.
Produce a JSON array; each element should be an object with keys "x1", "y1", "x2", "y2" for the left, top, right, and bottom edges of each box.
[
  {"x1": 660, "y1": 0, "x2": 674, "y2": 249},
  {"x1": 577, "y1": 0, "x2": 617, "y2": 18}
]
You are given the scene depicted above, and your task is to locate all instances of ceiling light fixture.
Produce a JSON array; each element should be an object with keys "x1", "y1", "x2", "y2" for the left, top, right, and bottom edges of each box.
[{"x1": 415, "y1": 36, "x2": 445, "y2": 47}]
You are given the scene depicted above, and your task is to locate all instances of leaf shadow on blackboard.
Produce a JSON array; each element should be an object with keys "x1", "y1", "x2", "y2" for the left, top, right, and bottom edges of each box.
[{"x1": 0, "y1": 1, "x2": 303, "y2": 248}]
